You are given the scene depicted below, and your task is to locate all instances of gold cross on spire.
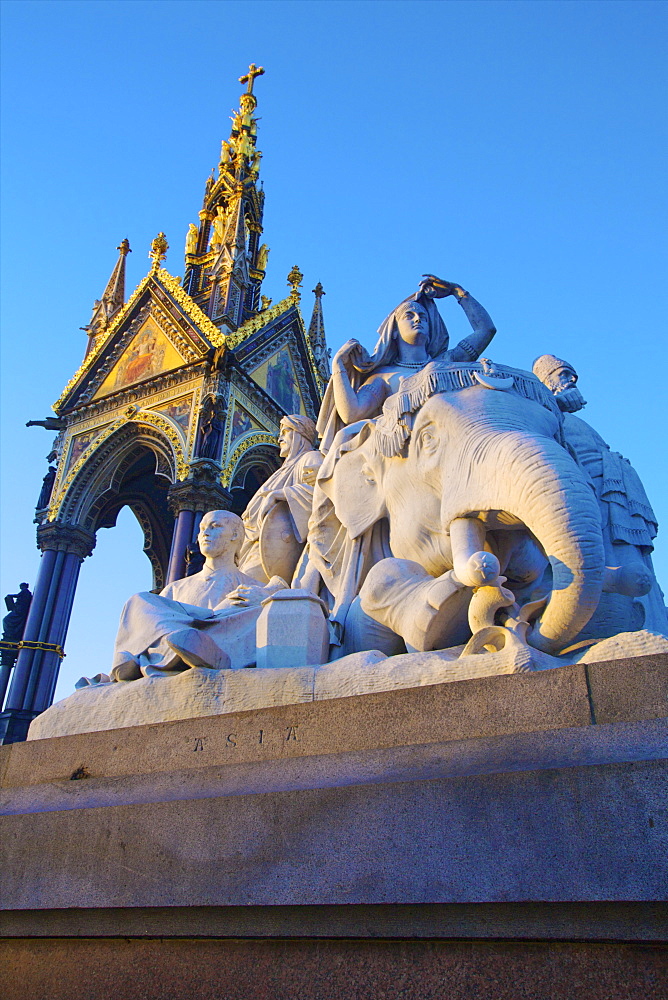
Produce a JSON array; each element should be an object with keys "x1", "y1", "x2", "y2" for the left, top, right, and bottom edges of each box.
[{"x1": 239, "y1": 63, "x2": 265, "y2": 95}]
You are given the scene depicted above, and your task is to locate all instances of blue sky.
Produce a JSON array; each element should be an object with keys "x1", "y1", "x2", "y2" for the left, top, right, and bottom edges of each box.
[{"x1": 1, "y1": 0, "x2": 666, "y2": 699}]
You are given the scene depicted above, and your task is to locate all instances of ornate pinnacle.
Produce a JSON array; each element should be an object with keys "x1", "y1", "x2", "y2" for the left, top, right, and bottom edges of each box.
[
  {"x1": 149, "y1": 232, "x2": 169, "y2": 267},
  {"x1": 287, "y1": 265, "x2": 304, "y2": 299},
  {"x1": 82, "y1": 238, "x2": 132, "y2": 346},
  {"x1": 312, "y1": 282, "x2": 325, "y2": 298},
  {"x1": 239, "y1": 63, "x2": 265, "y2": 96}
]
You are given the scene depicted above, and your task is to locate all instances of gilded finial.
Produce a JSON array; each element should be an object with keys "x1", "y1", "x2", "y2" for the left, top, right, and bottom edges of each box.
[
  {"x1": 117, "y1": 238, "x2": 132, "y2": 256},
  {"x1": 149, "y1": 232, "x2": 169, "y2": 267},
  {"x1": 287, "y1": 265, "x2": 303, "y2": 299},
  {"x1": 239, "y1": 63, "x2": 265, "y2": 96}
]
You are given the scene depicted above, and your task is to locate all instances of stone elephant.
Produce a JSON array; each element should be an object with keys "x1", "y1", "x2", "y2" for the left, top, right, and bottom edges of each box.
[{"x1": 311, "y1": 360, "x2": 647, "y2": 656}]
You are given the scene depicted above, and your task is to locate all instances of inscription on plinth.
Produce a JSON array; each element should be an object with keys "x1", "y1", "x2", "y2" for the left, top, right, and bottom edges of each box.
[{"x1": 192, "y1": 725, "x2": 300, "y2": 753}]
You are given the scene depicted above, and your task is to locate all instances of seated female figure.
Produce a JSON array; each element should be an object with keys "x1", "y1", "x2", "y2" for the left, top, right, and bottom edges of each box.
[
  {"x1": 317, "y1": 276, "x2": 497, "y2": 451},
  {"x1": 304, "y1": 276, "x2": 497, "y2": 651}
]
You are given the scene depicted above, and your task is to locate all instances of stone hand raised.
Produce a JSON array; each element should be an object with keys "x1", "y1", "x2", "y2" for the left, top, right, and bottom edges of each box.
[
  {"x1": 419, "y1": 275, "x2": 465, "y2": 299},
  {"x1": 333, "y1": 338, "x2": 368, "y2": 368}
]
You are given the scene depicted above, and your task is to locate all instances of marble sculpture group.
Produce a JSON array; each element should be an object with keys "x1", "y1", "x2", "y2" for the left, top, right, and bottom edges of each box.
[{"x1": 72, "y1": 274, "x2": 667, "y2": 709}]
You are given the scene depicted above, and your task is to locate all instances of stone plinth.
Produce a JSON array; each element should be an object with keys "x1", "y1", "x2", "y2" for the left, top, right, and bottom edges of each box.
[
  {"x1": 25, "y1": 629, "x2": 668, "y2": 741},
  {"x1": 255, "y1": 589, "x2": 330, "y2": 669},
  {"x1": 1, "y1": 653, "x2": 666, "y2": 998},
  {"x1": 2, "y1": 936, "x2": 666, "y2": 1000}
]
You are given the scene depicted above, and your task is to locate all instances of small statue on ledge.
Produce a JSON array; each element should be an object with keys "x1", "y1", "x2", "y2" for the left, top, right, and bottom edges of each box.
[
  {"x1": 196, "y1": 396, "x2": 225, "y2": 461},
  {"x1": 1, "y1": 583, "x2": 32, "y2": 668},
  {"x1": 185, "y1": 223, "x2": 199, "y2": 256},
  {"x1": 36, "y1": 466, "x2": 57, "y2": 511}
]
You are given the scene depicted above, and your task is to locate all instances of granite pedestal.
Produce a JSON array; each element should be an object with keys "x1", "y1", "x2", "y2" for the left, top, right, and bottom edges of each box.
[{"x1": 1, "y1": 653, "x2": 666, "y2": 998}]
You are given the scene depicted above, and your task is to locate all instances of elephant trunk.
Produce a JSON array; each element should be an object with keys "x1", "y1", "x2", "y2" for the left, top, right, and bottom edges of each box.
[{"x1": 448, "y1": 431, "x2": 605, "y2": 654}]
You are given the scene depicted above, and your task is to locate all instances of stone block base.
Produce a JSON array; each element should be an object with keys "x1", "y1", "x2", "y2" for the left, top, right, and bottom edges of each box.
[
  {"x1": 1, "y1": 654, "x2": 666, "y2": 996},
  {"x1": 1, "y1": 929, "x2": 666, "y2": 1000}
]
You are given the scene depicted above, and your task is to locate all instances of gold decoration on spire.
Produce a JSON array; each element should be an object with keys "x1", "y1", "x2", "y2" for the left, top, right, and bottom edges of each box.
[
  {"x1": 149, "y1": 232, "x2": 169, "y2": 267},
  {"x1": 82, "y1": 238, "x2": 132, "y2": 352},
  {"x1": 287, "y1": 265, "x2": 304, "y2": 299},
  {"x1": 183, "y1": 66, "x2": 267, "y2": 321}
]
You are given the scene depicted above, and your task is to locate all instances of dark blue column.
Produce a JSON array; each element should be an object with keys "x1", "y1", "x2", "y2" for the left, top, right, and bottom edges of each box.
[
  {"x1": 0, "y1": 524, "x2": 95, "y2": 744},
  {"x1": 0, "y1": 550, "x2": 58, "y2": 724},
  {"x1": 192, "y1": 511, "x2": 204, "y2": 541},
  {"x1": 166, "y1": 509, "x2": 195, "y2": 584},
  {"x1": 32, "y1": 551, "x2": 84, "y2": 713},
  {"x1": 0, "y1": 664, "x2": 12, "y2": 710}
]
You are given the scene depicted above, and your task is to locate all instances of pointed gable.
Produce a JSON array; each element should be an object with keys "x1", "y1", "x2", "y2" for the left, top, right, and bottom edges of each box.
[
  {"x1": 55, "y1": 268, "x2": 227, "y2": 413},
  {"x1": 230, "y1": 287, "x2": 326, "y2": 422}
]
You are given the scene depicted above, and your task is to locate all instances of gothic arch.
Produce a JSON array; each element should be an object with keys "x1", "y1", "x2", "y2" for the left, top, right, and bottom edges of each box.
[
  {"x1": 228, "y1": 442, "x2": 281, "y2": 515},
  {"x1": 50, "y1": 419, "x2": 183, "y2": 588}
]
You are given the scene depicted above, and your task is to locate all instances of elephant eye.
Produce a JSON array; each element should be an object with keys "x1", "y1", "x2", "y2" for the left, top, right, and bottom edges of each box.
[
  {"x1": 361, "y1": 463, "x2": 376, "y2": 485},
  {"x1": 418, "y1": 428, "x2": 438, "y2": 454}
]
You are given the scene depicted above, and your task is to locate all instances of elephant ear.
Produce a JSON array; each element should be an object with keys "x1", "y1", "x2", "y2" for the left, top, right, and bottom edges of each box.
[{"x1": 328, "y1": 446, "x2": 387, "y2": 538}]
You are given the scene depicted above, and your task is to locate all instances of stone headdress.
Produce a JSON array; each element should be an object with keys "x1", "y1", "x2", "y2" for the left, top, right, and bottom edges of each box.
[
  {"x1": 367, "y1": 291, "x2": 450, "y2": 369},
  {"x1": 532, "y1": 354, "x2": 577, "y2": 385},
  {"x1": 281, "y1": 413, "x2": 317, "y2": 447}
]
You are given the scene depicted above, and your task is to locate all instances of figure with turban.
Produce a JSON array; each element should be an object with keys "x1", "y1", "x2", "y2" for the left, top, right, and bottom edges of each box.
[{"x1": 533, "y1": 354, "x2": 667, "y2": 636}]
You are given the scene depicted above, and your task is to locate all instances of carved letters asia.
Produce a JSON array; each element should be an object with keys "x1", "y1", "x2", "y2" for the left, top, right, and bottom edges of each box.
[{"x1": 191, "y1": 725, "x2": 299, "y2": 751}]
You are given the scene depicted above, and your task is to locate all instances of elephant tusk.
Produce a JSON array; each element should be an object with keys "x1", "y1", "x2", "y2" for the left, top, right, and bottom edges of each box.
[
  {"x1": 473, "y1": 371, "x2": 515, "y2": 390},
  {"x1": 449, "y1": 517, "x2": 501, "y2": 588}
]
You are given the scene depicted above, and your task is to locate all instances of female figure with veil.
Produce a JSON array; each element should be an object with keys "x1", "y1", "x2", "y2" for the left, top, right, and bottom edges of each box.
[
  {"x1": 303, "y1": 275, "x2": 498, "y2": 653},
  {"x1": 317, "y1": 276, "x2": 497, "y2": 452}
]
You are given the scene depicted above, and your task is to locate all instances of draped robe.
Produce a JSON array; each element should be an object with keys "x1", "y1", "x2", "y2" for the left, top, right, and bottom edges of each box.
[{"x1": 112, "y1": 566, "x2": 284, "y2": 677}]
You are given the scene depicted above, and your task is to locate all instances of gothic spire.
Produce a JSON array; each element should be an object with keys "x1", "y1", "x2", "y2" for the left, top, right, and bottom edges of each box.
[
  {"x1": 83, "y1": 239, "x2": 131, "y2": 355},
  {"x1": 182, "y1": 65, "x2": 267, "y2": 328},
  {"x1": 308, "y1": 283, "x2": 331, "y2": 381}
]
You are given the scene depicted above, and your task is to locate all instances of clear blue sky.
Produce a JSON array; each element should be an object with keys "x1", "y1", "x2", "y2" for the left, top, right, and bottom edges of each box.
[{"x1": 1, "y1": 0, "x2": 666, "y2": 699}]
